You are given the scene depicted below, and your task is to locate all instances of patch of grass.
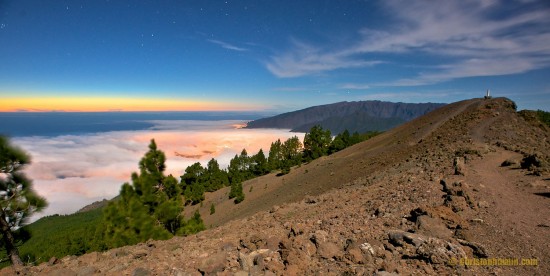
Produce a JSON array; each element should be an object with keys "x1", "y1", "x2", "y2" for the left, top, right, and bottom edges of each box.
[
  {"x1": 455, "y1": 148, "x2": 482, "y2": 157},
  {"x1": 210, "y1": 203, "x2": 215, "y2": 215}
]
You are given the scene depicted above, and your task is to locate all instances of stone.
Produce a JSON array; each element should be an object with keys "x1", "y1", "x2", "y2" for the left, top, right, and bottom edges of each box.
[
  {"x1": 78, "y1": 252, "x2": 99, "y2": 265},
  {"x1": 238, "y1": 249, "x2": 271, "y2": 271},
  {"x1": 416, "y1": 215, "x2": 453, "y2": 239},
  {"x1": 45, "y1": 268, "x2": 77, "y2": 276},
  {"x1": 75, "y1": 266, "x2": 97, "y2": 276},
  {"x1": 294, "y1": 236, "x2": 317, "y2": 257},
  {"x1": 221, "y1": 241, "x2": 236, "y2": 251},
  {"x1": 477, "y1": 200, "x2": 489, "y2": 208},
  {"x1": 132, "y1": 267, "x2": 151, "y2": 276},
  {"x1": 48, "y1": 256, "x2": 59, "y2": 266},
  {"x1": 347, "y1": 248, "x2": 365, "y2": 264},
  {"x1": 457, "y1": 239, "x2": 488, "y2": 258},
  {"x1": 359, "y1": 242, "x2": 375, "y2": 255},
  {"x1": 374, "y1": 271, "x2": 399, "y2": 276},
  {"x1": 317, "y1": 241, "x2": 343, "y2": 260},
  {"x1": 445, "y1": 195, "x2": 469, "y2": 212},
  {"x1": 198, "y1": 252, "x2": 227, "y2": 275},
  {"x1": 265, "y1": 236, "x2": 282, "y2": 251},
  {"x1": 304, "y1": 195, "x2": 318, "y2": 204},
  {"x1": 132, "y1": 251, "x2": 148, "y2": 259},
  {"x1": 388, "y1": 230, "x2": 425, "y2": 247},
  {"x1": 454, "y1": 157, "x2": 465, "y2": 175},
  {"x1": 310, "y1": 230, "x2": 329, "y2": 244},
  {"x1": 416, "y1": 238, "x2": 466, "y2": 264}
]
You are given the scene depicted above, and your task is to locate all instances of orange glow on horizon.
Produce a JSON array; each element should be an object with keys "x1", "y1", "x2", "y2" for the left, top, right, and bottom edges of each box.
[{"x1": 0, "y1": 97, "x2": 257, "y2": 112}]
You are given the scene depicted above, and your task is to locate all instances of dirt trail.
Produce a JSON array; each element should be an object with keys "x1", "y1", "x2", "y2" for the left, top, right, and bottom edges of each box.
[{"x1": 462, "y1": 149, "x2": 550, "y2": 275}]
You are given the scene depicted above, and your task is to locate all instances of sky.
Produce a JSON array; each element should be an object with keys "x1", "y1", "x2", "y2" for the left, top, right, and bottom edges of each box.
[{"x1": 1, "y1": 0, "x2": 550, "y2": 112}]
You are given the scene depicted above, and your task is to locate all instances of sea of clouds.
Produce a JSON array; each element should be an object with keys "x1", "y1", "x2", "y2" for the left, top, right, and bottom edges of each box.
[{"x1": 12, "y1": 120, "x2": 302, "y2": 222}]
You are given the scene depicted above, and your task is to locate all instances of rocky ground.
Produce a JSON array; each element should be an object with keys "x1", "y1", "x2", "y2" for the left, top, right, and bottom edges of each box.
[{"x1": 2, "y1": 97, "x2": 549, "y2": 275}]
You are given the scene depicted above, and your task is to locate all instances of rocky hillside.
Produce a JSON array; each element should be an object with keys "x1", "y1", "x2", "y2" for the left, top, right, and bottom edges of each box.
[
  {"x1": 5, "y1": 97, "x2": 550, "y2": 276},
  {"x1": 245, "y1": 100, "x2": 445, "y2": 133}
]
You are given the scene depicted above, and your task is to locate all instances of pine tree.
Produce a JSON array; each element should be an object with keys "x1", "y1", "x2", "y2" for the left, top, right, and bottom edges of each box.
[
  {"x1": 101, "y1": 139, "x2": 185, "y2": 248},
  {"x1": 205, "y1": 158, "x2": 229, "y2": 191},
  {"x1": 329, "y1": 130, "x2": 350, "y2": 154},
  {"x1": 303, "y1": 125, "x2": 332, "y2": 161},
  {"x1": 0, "y1": 136, "x2": 47, "y2": 268},
  {"x1": 210, "y1": 203, "x2": 216, "y2": 215},
  {"x1": 228, "y1": 182, "x2": 244, "y2": 204},
  {"x1": 282, "y1": 136, "x2": 303, "y2": 166},
  {"x1": 251, "y1": 149, "x2": 269, "y2": 176},
  {"x1": 268, "y1": 139, "x2": 283, "y2": 170}
]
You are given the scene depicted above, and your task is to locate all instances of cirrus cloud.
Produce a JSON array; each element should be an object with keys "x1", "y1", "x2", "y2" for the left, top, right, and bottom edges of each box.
[{"x1": 266, "y1": 0, "x2": 550, "y2": 85}]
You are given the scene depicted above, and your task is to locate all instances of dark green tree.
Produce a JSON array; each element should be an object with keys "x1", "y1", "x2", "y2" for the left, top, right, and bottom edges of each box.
[
  {"x1": 329, "y1": 130, "x2": 350, "y2": 154},
  {"x1": 228, "y1": 182, "x2": 244, "y2": 204},
  {"x1": 349, "y1": 131, "x2": 363, "y2": 145},
  {"x1": 180, "y1": 162, "x2": 207, "y2": 205},
  {"x1": 178, "y1": 210, "x2": 205, "y2": 236},
  {"x1": 101, "y1": 139, "x2": 188, "y2": 247},
  {"x1": 228, "y1": 149, "x2": 253, "y2": 184},
  {"x1": 0, "y1": 136, "x2": 47, "y2": 269},
  {"x1": 267, "y1": 139, "x2": 283, "y2": 170},
  {"x1": 102, "y1": 184, "x2": 171, "y2": 248},
  {"x1": 228, "y1": 154, "x2": 244, "y2": 184},
  {"x1": 181, "y1": 162, "x2": 206, "y2": 187},
  {"x1": 205, "y1": 158, "x2": 229, "y2": 191},
  {"x1": 282, "y1": 136, "x2": 303, "y2": 166},
  {"x1": 251, "y1": 149, "x2": 269, "y2": 176},
  {"x1": 183, "y1": 182, "x2": 205, "y2": 205},
  {"x1": 210, "y1": 203, "x2": 216, "y2": 215},
  {"x1": 303, "y1": 125, "x2": 332, "y2": 161}
]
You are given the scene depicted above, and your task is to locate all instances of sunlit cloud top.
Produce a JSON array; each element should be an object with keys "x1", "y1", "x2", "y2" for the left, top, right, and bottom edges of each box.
[{"x1": 14, "y1": 120, "x2": 302, "y2": 221}]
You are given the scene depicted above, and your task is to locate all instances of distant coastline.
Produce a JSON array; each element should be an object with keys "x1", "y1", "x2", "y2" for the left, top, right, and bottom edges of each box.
[{"x1": 0, "y1": 111, "x2": 271, "y2": 137}]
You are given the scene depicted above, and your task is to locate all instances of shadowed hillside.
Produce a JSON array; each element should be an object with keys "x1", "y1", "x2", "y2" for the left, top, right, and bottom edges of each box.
[
  {"x1": 6, "y1": 97, "x2": 550, "y2": 275},
  {"x1": 246, "y1": 100, "x2": 445, "y2": 133}
]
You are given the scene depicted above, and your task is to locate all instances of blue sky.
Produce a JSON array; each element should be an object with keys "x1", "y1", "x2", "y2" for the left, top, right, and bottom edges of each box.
[{"x1": 0, "y1": 0, "x2": 549, "y2": 111}]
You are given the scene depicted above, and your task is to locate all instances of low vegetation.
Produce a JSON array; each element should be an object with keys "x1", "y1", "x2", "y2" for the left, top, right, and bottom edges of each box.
[{"x1": 536, "y1": 110, "x2": 550, "y2": 127}]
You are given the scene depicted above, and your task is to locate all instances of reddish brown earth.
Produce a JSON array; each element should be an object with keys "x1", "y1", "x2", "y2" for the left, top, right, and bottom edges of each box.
[{"x1": 3, "y1": 97, "x2": 549, "y2": 275}]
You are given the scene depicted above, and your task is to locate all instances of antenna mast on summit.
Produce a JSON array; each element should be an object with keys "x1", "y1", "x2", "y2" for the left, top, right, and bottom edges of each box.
[{"x1": 484, "y1": 89, "x2": 492, "y2": 99}]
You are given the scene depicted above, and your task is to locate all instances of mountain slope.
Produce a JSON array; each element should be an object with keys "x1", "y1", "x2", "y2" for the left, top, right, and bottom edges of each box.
[
  {"x1": 10, "y1": 97, "x2": 550, "y2": 275},
  {"x1": 246, "y1": 100, "x2": 445, "y2": 133}
]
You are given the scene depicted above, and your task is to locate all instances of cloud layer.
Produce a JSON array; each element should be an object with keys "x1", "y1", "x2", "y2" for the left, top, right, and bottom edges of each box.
[
  {"x1": 266, "y1": 0, "x2": 550, "y2": 85},
  {"x1": 15, "y1": 121, "x2": 301, "y2": 222}
]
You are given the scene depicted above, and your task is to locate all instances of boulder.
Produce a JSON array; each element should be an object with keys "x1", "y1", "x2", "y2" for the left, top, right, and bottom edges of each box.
[
  {"x1": 454, "y1": 157, "x2": 465, "y2": 175},
  {"x1": 198, "y1": 252, "x2": 227, "y2": 275},
  {"x1": 317, "y1": 241, "x2": 343, "y2": 260},
  {"x1": 416, "y1": 215, "x2": 453, "y2": 239}
]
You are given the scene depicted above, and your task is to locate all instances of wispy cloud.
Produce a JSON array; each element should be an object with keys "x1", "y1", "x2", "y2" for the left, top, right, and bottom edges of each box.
[
  {"x1": 271, "y1": 86, "x2": 310, "y2": 92},
  {"x1": 266, "y1": 40, "x2": 382, "y2": 77},
  {"x1": 340, "y1": 83, "x2": 370, "y2": 90},
  {"x1": 208, "y1": 39, "x2": 248, "y2": 52},
  {"x1": 266, "y1": 0, "x2": 550, "y2": 85}
]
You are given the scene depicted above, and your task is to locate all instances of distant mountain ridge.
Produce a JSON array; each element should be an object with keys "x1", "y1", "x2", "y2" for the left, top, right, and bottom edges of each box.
[{"x1": 246, "y1": 100, "x2": 446, "y2": 133}]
